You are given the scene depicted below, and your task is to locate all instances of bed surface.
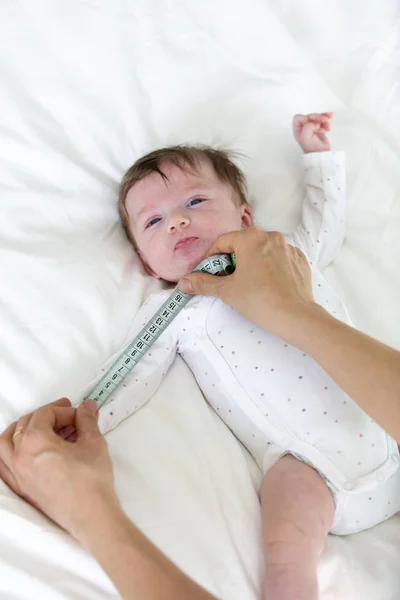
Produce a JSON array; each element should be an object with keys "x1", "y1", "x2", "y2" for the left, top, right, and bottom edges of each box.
[{"x1": 1, "y1": 1, "x2": 399, "y2": 598}]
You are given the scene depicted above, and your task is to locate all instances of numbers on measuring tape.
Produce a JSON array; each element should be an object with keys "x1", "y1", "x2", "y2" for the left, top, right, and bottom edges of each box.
[
  {"x1": 86, "y1": 253, "x2": 234, "y2": 408},
  {"x1": 200, "y1": 264, "x2": 211, "y2": 273},
  {"x1": 129, "y1": 347, "x2": 140, "y2": 359}
]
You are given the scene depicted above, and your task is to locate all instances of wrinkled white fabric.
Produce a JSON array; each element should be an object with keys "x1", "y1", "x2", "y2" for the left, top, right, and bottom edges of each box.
[{"x1": 1, "y1": 1, "x2": 400, "y2": 598}]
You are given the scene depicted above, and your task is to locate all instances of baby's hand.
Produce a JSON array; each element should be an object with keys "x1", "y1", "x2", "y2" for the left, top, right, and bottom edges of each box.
[{"x1": 293, "y1": 112, "x2": 333, "y2": 153}]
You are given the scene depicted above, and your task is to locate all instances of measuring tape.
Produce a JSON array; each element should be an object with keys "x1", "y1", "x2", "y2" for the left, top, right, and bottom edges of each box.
[{"x1": 85, "y1": 253, "x2": 236, "y2": 408}]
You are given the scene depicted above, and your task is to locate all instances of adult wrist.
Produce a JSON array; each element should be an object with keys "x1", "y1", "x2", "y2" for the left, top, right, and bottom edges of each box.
[
  {"x1": 281, "y1": 302, "x2": 332, "y2": 349},
  {"x1": 269, "y1": 301, "x2": 328, "y2": 348},
  {"x1": 72, "y1": 489, "x2": 123, "y2": 548}
]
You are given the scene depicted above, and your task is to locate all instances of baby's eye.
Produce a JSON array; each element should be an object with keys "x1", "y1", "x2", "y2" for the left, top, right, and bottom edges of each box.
[
  {"x1": 145, "y1": 217, "x2": 161, "y2": 229},
  {"x1": 188, "y1": 198, "x2": 206, "y2": 207}
]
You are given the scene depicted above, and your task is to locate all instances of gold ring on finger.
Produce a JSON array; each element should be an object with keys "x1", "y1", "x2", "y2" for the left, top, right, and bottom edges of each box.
[{"x1": 12, "y1": 427, "x2": 25, "y2": 441}]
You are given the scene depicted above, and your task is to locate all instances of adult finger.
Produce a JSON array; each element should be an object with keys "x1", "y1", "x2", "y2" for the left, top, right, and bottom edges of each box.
[
  {"x1": 53, "y1": 399, "x2": 74, "y2": 438},
  {"x1": 57, "y1": 424, "x2": 76, "y2": 440},
  {"x1": 266, "y1": 230, "x2": 288, "y2": 249},
  {"x1": 202, "y1": 230, "x2": 242, "y2": 259},
  {"x1": 293, "y1": 245, "x2": 306, "y2": 259},
  {"x1": 0, "y1": 412, "x2": 34, "y2": 463},
  {"x1": 75, "y1": 400, "x2": 100, "y2": 439},
  {"x1": 0, "y1": 416, "x2": 31, "y2": 491},
  {"x1": 12, "y1": 414, "x2": 32, "y2": 449},
  {"x1": 54, "y1": 398, "x2": 72, "y2": 408},
  {"x1": 0, "y1": 456, "x2": 17, "y2": 492},
  {"x1": 27, "y1": 406, "x2": 77, "y2": 435},
  {"x1": 179, "y1": 270, "x2": 228, "y2": 296},
  {"x1": 0, "y1": 428, "x2": 14, "y2": 472},
  {"x1": 201, "y1": 227, "x2": 269, "y2": 258},
  {"x1": 1, "y1": 398, "x2": 72, "y2": 441}
]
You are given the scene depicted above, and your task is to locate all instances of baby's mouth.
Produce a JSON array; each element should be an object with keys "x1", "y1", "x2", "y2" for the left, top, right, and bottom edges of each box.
[{"x1": 174, "y1": 237, "x2": 199, "y2": 251}]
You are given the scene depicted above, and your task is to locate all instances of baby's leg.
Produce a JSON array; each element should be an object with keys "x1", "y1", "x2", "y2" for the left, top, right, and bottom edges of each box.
[{"x1": 261, "y1": 455, "x2": 334, "y2": 600}]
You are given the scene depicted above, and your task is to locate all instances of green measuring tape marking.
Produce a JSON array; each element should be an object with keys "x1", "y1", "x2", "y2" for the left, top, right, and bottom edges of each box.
[{"x1": 86, "y1": 253, "x2": 236, "y2": 408}]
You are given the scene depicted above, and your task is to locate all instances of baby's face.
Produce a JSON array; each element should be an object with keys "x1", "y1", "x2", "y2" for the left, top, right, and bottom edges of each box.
[{"x1": 125, "y1": 160, "x2": 253, "y2": 282}]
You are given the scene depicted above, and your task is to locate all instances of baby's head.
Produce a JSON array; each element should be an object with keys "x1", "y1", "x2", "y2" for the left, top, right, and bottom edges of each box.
[{"x1": 119, "y1": 145, "x2": 253, "y2": 282}]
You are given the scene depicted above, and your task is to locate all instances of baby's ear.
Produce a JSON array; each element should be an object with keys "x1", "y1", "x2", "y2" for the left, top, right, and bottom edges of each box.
[{"x1": 240, "y1": 203, "x2": 253, "y2": 229}]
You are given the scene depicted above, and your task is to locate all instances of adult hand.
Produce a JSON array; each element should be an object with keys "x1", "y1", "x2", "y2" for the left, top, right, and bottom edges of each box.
[
  {"x1": 0, "y1": 398, "x2": 118, "y2": 539},
  {"x1": 178, "y1": 228, "x2": 317, "y2": 343}
]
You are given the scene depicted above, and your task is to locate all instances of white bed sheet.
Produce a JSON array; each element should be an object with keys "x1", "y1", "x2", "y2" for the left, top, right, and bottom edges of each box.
[{"x1": 0, "y1": 1, "x2": 400, "y2": 598}]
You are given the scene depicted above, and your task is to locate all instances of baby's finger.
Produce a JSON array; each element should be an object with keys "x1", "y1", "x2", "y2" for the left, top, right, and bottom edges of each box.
[
  {"x1": 292, "y1": 114, "x2": 308, "y2": 137},
  {"x1": 322, "y1": 112, "x2": 334, "y2": 118},
  {"x1": 301, "y1": 121, "x2": 322, "y2": 136},
  {"x1": 308, "y1": 113, "x2": 329, "y2": 123},
  {"x1": 316, "y1": 132, "x2": 329, "y2": 144},
  {"x1": 293, "y1": 114, "x2": 308, "y2": 126}
]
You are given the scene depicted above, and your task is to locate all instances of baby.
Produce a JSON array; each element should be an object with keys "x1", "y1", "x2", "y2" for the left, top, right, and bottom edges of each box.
[{"x1": 82, "y1": 113, "x2": 400, "y2": 600}]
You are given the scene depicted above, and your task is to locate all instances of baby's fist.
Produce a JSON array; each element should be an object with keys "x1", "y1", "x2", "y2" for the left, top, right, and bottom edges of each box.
[{"x1": 293, "y1": 113, "x2": 333, "y2": 153}]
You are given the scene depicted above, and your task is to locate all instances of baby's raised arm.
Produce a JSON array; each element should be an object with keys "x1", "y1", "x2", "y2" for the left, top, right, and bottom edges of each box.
[{"x1": 289, "y1": 113, "x2": 347, "y2": 268}]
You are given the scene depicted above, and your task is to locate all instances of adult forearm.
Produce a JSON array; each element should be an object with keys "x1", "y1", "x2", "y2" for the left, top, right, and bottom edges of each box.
[
  {"x1": 281, "y1": 305, "x2": 400, "y2": 441},
  {"x1": 77, "y1": 500, "x2": 218, "y2": 600}
]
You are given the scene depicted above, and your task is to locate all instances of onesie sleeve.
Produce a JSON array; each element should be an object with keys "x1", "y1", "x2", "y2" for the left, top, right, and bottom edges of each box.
[
  {"x1": 287, "y1": 151, "x2": 347, "y2": 269},
  {"x1": 79, "y1": 291, "x2": 179, "y2": 434}
]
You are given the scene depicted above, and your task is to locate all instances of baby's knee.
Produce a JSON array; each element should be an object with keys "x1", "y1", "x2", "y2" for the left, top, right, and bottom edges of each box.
[
  {"x1": 261, "y1": 455, "x2": 335, "y2": 543},
  {"x1": 262, "y1": 454, "x2": 333, "y2": 504}
]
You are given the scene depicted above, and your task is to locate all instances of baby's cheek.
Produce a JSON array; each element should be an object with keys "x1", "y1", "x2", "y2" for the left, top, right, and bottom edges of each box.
[
  {"x1": 150, "y1": 251, "x2": 170, "y2": 278},
  {"x1": 215, "y1": 212, "x2": 243, "y2": 236}
]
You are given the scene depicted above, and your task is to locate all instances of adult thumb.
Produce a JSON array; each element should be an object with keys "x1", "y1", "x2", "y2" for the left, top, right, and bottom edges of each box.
[
  {"x1": 76, "y1": 400, "x2": 100, "y2": 437},
  {"x1": 178, "y1": 271, "x2": 226, "y2": 298}
]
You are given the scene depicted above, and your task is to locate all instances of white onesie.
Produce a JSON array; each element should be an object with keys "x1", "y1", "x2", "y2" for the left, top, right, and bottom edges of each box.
[{"x1": 81, "y1": 151, "x2": 400, "y2": 535}]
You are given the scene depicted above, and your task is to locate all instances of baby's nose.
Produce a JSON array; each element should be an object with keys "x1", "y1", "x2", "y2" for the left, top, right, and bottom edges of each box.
[{"x1": 168, "y1": 213, "x2": 190, "y2": 233}]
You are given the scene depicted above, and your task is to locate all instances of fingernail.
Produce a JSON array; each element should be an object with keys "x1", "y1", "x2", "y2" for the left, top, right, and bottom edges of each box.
[
  {"x1": 179, "y1": 278, "x2": 193, "y2": 293},
  {"x1": 83, "y1": 399, "x2": 98, "y2": 414}
]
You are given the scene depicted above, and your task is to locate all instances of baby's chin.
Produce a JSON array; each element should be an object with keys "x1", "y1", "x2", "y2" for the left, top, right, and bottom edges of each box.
[
  {"x1": 150, "y1": 238, "x2": 219, "y2": 282},
  {"x1": 158, "y1": 252, "x2": 210, "y2": 283},
  {"x1": 160, "y1": 262, "x2": 202, "y2": 284}
]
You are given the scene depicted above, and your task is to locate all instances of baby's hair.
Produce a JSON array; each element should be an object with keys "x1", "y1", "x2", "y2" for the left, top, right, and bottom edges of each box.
[{"x1": 118, "y1": 144, "x2": 249, "y2": 247}]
